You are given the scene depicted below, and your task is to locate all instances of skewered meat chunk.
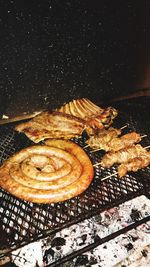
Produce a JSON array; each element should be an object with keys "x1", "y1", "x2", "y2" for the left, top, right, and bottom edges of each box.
[
  {"x1": 15, "y1": 111, "x2": 94, "y2": 143},
  {"x1": 57, "y1": 98, "x2": 118, "y2": 129},
  {"x1": 101, "y1": 144, "x2": 148, "y2": 168},
  {"x1": 86, "y1": 131, "x2": 141, "y2": 152},
  {"x1": 86, "y1": 127, "x2": 122, "y2": 149},
  {"x1": 118, "y1": 154, "x2": 150, "y2": 177},
  {"x1": 106, "y1": 132, "x2": 142, "y2": 152}
]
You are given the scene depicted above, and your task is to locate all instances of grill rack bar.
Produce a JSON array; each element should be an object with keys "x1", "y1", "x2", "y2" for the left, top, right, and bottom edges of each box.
[{"x1": 47, "y1": 215, "x2": 150, "y2": 267}]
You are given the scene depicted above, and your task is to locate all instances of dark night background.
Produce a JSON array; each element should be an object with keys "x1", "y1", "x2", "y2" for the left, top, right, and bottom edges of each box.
[{"x1": 0, "y1": 0, "x2": 150, "y2": 118}]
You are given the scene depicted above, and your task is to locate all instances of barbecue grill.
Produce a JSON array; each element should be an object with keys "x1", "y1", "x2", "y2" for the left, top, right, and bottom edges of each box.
[
  {"x1": 0, "y1": 99, "x2": 150, "y2": 266},
  {"x1": 0, "y1": 1, "x2": 150, "y2": 266}
]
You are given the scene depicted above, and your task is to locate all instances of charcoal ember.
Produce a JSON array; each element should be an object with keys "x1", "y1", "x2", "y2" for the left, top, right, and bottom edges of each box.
[
  {"x1": 75, "y1": 255, "x2": 89, "y2": 266},
  {"x1": 130, "y1": 208, "x2": 142, "y2": 221},
  {"x1": 51, "y1": 237, "x2": 66, "y2": 247},
  {"x1": 125, "y1": 242, "x2": 133, "y2": 251},
  {"x1": 43, "y1": 248, "x2": 55, "y2": 264}
]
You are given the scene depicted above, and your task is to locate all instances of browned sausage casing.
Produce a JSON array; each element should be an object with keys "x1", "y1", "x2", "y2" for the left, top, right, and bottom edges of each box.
[{"x1": 0, "y1": 140, "x2": 94, "y2": 203}]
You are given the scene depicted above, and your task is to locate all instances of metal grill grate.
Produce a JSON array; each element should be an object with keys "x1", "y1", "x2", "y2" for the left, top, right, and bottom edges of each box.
[{"x1": 0, "y1": 111, "x2": 150, "y2": 256}]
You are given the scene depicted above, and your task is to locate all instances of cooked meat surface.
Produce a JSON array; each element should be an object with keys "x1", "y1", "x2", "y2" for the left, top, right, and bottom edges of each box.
[
  {"x1": 57, "y1": 98, "x2": 104, "y2": 118},
  {"x1": 106, "y1": 132, "x2": 142, "y2": 152},
  {"x1": 15, "y1": 98, "x2": 117, "y2": 143},
  {"x1": 86, "y1": 127, "x2": 122, "y2": 149},
  {"x1": 0, "y1": 140, "x2": 94, "y2": 203},
  {"x1": 87, "y1": 132, "x2": 141, "y2": 152},
  {"x1": 101, "y1": 144, "x2": 148, "y2": 168},
  {"x1": 118, "y1": 154, "x2": 150, "y2": 177},
  {"x1": 15, "y1": 111, "x2": 93, "y2": 143},
  {"x1": 57, "y1": 98, "x2": 118, "y2": 129}
]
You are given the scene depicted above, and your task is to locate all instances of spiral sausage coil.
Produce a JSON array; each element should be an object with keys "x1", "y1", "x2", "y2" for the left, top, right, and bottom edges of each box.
[{"x1": 0, "y1": 140, "x2": 94, "y2": 203}]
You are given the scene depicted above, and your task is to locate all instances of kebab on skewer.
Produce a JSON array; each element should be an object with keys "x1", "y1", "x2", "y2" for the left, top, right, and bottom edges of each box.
[
  {"x1": 118, "y1": 154, "x2": 150, "y2": 177},
  {"x1": 94, "y1": 144, "x2": 150, "y2": 178},
  {"x1": 102, "y1": 132, "x2": 142, "y2": 152},
  {"x1": 86, "y1": 130, "x2": 142, "y2": 152},
  {"x1": 100, "y1": 144, "x2": 149, "y2": 168},
  {"x1": 85, "y1": 126, "x2": 122, "y2": 150},
  {"x1": 98, "y1": 152, "x2": 150, "y2": 181}
]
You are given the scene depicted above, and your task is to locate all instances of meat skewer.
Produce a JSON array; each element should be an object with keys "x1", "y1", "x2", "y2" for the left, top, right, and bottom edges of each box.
[
  {"x1": 94, "y1": 147, "x2": 150, "y2": 180},
  {"x1": 99, "y1": 156, "x2": 150, "y2": 181},
  {"x1": 85, "y1": 127, "x2": 122, "y2": 149},
  {"x1": 93, "y1": 145, "x2": 150, "y2": 167},
  {"x1": 103, "y1": 132, "x2": 142, "y2": 152},
  {"x1": 100, "y1": 153, "x2": 150, "y2": 179},
  {"x1": 85, "y1": 125, "x2": 128, "y2": 149},
  {"x1": 118, "y1": 155, "x2": 150, "y2": 177},
  {"x1": 91, "y1": 132, "x2": 147, "y2": 153},
  {"x1": 100, "y1": 144, "x2": 149, "y2": 168},
  {"x1": 90, "y1": 132, "x2": 143, "y2": 153}
]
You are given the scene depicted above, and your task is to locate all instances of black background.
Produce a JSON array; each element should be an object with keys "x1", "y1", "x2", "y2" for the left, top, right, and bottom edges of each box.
[{"x1": 0, "y1": 0, "x2": 150, "y2": 117}]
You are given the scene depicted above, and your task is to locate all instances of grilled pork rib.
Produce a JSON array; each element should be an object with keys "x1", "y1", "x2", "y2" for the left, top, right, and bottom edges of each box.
[
  {"x1": 15, "y1": 111, "x2": 94, "y2": 143},
  {"x1": 56, "y1": 98, "x2": 118, "y2": 129}
]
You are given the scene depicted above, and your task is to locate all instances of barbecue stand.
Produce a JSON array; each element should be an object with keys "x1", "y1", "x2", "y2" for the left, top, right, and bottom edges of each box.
[{"x1": 0, "y1": 99, "x2": 150, "y2": 266}]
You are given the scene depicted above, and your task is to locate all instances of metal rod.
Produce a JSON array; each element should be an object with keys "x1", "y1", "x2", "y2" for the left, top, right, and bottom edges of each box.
[
  {"x1": 101, "y1": 172, "x2": 118, "y2": 181},
  {"x1": 47, "y1": 216, "x2": 150, "y2": 267}
]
